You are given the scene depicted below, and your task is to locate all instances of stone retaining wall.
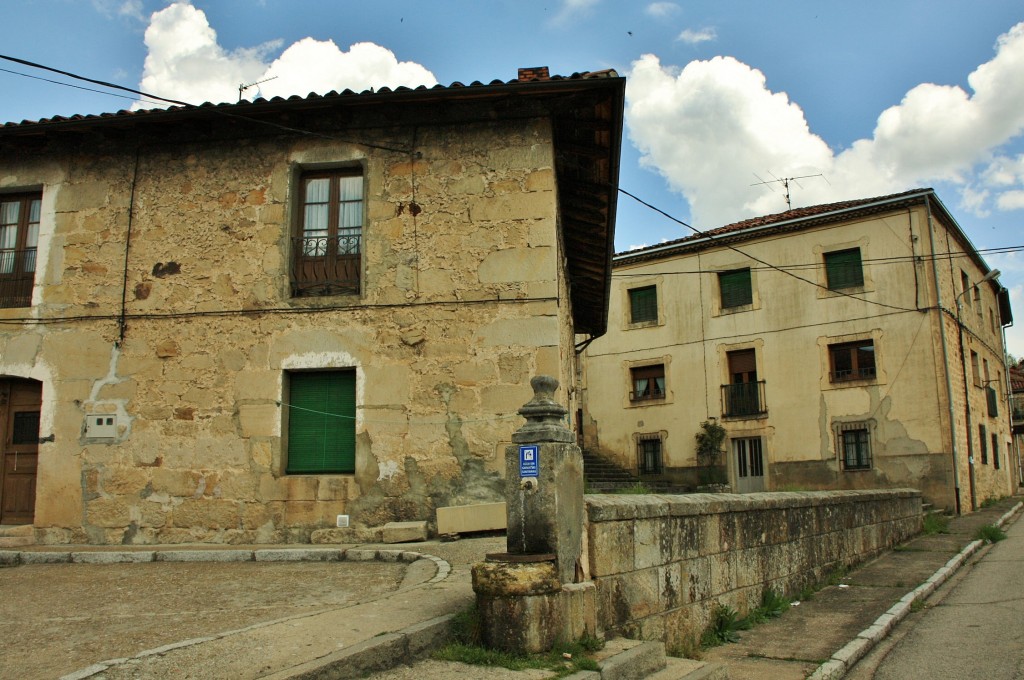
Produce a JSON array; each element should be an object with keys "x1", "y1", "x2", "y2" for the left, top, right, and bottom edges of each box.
[{"x1": 585, "y1": 489, "x2": 921, "y2": 646}]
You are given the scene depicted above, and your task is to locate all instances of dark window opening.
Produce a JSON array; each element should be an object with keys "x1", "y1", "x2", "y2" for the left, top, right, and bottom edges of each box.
[
  {"x1": 630, "y1": 364, "x2": 665, "y2": 402},
  {"x1": 979, "y1": 424, "x2": 988, "y2": 465},
  {"x1": 837, "y1": 423, "x2": 872, "y2": 470},
  {"x1": 638, "y1": 434, "x2": 663, "y2": 475},
  {"x1": 829, "y1": 340, "x2": 876, "y2": 382},
  {"x1": 824, "y1": 247, "x2": 864, "y2": 290}
]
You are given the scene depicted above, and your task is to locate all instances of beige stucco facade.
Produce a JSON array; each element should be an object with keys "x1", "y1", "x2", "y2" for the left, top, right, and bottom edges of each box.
[
  {"x1": 581, "y1": 191, "x2": 1016, "y2": 512},
  {"x1": 0, "y1": 72, "x2": 623, "y2": 543}
]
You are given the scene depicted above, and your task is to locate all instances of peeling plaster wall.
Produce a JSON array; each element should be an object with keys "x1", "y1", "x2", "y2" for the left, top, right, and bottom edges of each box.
[
  {"x1": 0, "y1": 106, "x2": 578, "y2": 544},
  {"x1": 582, "y1": 204, "x2": 1015, "y2": 510}
]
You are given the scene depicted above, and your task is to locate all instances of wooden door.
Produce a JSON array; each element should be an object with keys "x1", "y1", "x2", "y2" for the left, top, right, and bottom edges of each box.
[{"x1": 0, "y1": 379, "x2": 41, "y2": 524}]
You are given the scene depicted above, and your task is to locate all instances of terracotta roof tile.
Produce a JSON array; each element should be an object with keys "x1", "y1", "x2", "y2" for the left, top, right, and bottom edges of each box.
[
  {"x1": 1, "y1": 69, "x2": 617, "y2": 130},
  {"x1": 616, "y1": 189, "x2": 933, "y2": 259}
]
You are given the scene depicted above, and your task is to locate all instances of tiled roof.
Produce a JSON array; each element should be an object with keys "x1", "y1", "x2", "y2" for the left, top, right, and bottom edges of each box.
[
  {"x1": 1, "y1": 69, "x2": 617, "y2": 130},
  {"x1": 615, "y1": 189, "x2": 935, "y2": 261},
  {"x1": 1011, "y1": 365, "x2": 1024, "y2": 392}
]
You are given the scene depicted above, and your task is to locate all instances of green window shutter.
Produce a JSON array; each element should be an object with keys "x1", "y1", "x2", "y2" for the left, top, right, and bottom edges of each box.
[
  {"x1": 629, "y1": 286, "x2": 658, "y2": 323},
  {"x1": 825, "y1": 248, "x2": 864, "y2": 290},
  {"x1": 287, "y1": 371, "x2": 356, "y2": 474},
  {"x1": 719, "y1": 268, "x2": 752, "y2": 308}
]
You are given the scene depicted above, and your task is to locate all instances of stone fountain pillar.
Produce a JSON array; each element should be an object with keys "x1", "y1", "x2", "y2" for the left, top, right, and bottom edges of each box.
[{"x1": 471, "y1": 376, "x2": 593, "y2": 653}]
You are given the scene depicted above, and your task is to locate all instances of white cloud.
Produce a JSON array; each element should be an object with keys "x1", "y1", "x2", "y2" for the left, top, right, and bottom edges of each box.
[
  {"x1": 677, "y1": 28, "x2": 716, "y2": 45},
  {"x1": 626, "y1": 21, "x2": 1024, "y2": 228},
  {"x1": 646, "y1": 3, "x2": 680, "y2": 18},
  {"x1": 551, "y1": 0, "x2": 600, "y2": 25},
  {"x1": 136, "y1": 2, "x2": 436, "y2": 108},
  {"x1": 93, "y1": 0, "x2": 145, "y2": 21}
]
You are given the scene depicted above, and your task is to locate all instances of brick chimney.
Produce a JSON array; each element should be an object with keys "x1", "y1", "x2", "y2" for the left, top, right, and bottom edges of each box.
[{"x1": 517, "y1": 66, "x2": 550, "y2": 82}]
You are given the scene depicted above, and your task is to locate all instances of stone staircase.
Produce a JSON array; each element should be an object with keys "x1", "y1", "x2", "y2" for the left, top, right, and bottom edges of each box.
[
  {"x1": 582, "y1": 450, "x2": 684, "y2": 494},
  {"x1": 0, "y1": 524, "x2": 35, "y2": 548}
]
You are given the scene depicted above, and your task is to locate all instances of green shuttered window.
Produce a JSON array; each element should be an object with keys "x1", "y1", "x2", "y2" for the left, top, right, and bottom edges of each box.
[
  {"x1": 629, "y1": 286, "x2": 658, "y2": 323},
  {"x1": 824, "y1": 248, "x2": 864, "y2": 290},
  {"x1": 287, "y1": 371, "x2": 356, "y2": 474},
  {"x1": 718, "y1": 268, "x2": 752, "y2": 309}
]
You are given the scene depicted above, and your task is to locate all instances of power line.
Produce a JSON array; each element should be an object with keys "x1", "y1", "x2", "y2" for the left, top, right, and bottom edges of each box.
[
  {"x1": 617, "y1": 188, "x2": 920, "y2": 313},
  {"x1": 0, "y1": 53, "x2": 414, "y2": 155},
  {"x1": 0, "y1": 67, "x2": 167, "y2": 108},
  {"x1": 611, "y1": 245, "x2": 1024, "y2": 277}
]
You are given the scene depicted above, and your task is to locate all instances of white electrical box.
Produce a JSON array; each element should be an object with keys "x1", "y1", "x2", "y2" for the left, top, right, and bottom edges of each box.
[
  {"x1": 336, "y1": 514, "x2": 350, "y2": 528},
  {"x1": 86, "y1": 414, "x2": 117, "y2": 438}
]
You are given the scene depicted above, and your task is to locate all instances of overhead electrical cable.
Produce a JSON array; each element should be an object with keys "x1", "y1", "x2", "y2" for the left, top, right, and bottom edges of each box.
[{"x1": 617, "y1": 187, "x2": 921, "y2": 313}]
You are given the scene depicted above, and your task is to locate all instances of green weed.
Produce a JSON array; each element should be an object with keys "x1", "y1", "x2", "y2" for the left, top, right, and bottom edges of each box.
[
  {"x1": 434, "y1": 627, "x2": 605, "y2": 678},
  {"x1": 701, "y1": 605, "x2": 743, "y2": 648},
  {"x1": 980, "y1": 496, "x2": 1006, "y2": 509},
  {"x1": 922, "y1": 513, "x2": 950, "y2": 535},
  {"x1": 976, "y1": 524, "x2": 1007, "y2": 543},
  {"x1": 612, "y1": 482, "x2": 653, "y2": 494}
]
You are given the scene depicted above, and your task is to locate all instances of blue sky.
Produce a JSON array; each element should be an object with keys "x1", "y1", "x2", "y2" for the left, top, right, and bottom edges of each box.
[{"x1": 3, "y1": 1, "x2": 1024, "y2": 354}]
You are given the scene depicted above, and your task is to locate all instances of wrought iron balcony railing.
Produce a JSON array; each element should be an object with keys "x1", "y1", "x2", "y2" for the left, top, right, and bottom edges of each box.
[
  {"x1": 722, "y1": 380, "x2": 767, "y2": 418},
  {"x1": 0, "y1": 248, "x2": 36, "y2": 308},
  {"x1": 291, "y1": 235, "x2": 361, "y2": 297},
  {"x1": 829, "y1": 366, "x2": 876, "y2": 383}
]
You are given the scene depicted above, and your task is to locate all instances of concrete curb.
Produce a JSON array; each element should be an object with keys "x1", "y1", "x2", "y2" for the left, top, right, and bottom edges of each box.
[
  {"x1": 807, "y1": 501, "x2": 1023, "y2": 680},
  {"x1": 36, "y1": 546, "x2": 455, "y2": 680},
  {"x1": 0, "y1": 546, "x2": 452, "y2": 585}
]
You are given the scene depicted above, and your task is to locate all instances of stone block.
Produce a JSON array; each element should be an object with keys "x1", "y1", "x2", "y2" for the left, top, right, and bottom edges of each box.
[
  {"x1": 477, "y1": 316, "x2": 559, "y2": 348},
  {"x1": 237, "y1": 403, "x2": 280, "y2": 438},
  {"x1": 154, "y1": 550, "x2": 253, "y2": 562},
  {"x1": 71, "y1": 551, "x2": 155, "y2": 564},
  {"x1": 19, "y1": 551, "x2": 70, "y2": 564},
  {"x1": 254, "y1": 548, "x2": 344, "y2": 562},
  {"x1": 478, "y1": 247, "x2": 554, "y2": 284},
  {"x1": 436, "y1": 502, "x2": 506, "y2": 535},
  {"x1": 382, "y1": 521, "x2": 428, "y2": 543},
  {"x1": 588, "y1": 520, "x2": 635, "y2": 577}
]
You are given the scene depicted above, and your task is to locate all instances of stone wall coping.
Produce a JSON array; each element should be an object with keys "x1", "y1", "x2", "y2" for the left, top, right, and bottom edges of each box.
[
  {"x1": 0, "y1": 546, "x2": 453, "y2": 585},
  {"x1": 585, "y1": 489, "x2": 920, "y2": 522}
]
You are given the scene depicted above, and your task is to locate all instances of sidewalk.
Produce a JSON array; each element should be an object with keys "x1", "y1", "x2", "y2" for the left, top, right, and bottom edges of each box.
[{"x1": 700, "y1": 494, "x2": 1023, "y2": 679}]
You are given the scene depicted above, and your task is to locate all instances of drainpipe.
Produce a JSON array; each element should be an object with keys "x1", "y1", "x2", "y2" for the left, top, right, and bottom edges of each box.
[{"x1": 925, "y1": 196, "x2": 963, "y2": 514}]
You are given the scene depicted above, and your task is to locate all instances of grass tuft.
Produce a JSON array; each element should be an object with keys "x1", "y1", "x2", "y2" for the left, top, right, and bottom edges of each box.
[
  {"x1": 976, "y1": 524, "x2": 1007, "y2": 543},
  {"x1": 922, "y1": 513, "x2": 950, "y2": 535}
]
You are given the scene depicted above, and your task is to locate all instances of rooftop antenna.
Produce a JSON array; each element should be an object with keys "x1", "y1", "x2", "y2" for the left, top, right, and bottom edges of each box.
[
  {"x1": 238, "y1": 76, "x2": 278, "y2": 102},
  {"x1": 751, "y1": 172, "x2": 828, "y2": 210}
]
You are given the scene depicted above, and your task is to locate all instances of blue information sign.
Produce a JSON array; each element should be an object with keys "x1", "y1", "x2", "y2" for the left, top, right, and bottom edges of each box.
[{"x1": 519, "y1": 445, "x2": 539, "y2": 477}]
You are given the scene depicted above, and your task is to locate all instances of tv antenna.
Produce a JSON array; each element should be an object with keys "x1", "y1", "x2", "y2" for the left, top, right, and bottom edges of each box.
[
  {"x1": 751, "y1": 172, "x2": 828, "y2": 210},
  {"x1": 238, "y1": 76, "x2": 278, "y2": 102}
]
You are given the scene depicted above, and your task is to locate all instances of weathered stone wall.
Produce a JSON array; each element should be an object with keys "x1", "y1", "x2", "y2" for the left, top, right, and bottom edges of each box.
[
  {"x1": 0, "y1": 103, "x2": 580, "y2": 544},
  {"x1": 585, "y1": 490, "x2": 921, "y2": 646}
]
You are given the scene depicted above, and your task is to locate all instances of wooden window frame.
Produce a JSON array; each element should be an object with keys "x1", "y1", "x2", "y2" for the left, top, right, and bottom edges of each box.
[
  {"x1": 291, "y1": 169, "x2": 364, "y2": 297},
  {"x1": 0, "y1": 192, "x2": 41, "y2": 309},
  {"x1": 828, "y1": 339, "x2": 876, "y2": 383},
  {"x1": 630, "y1": 364, "x2": 665, "y2": 402}
]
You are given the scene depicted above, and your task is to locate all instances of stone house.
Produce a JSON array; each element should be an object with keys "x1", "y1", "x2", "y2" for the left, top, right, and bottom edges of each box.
[
  {"x1": 0, "y1": 66, "x2": 624, "y2": 544},
  {"x1": 580, "y1": 189, "x2": 1016, "y2": 512}
]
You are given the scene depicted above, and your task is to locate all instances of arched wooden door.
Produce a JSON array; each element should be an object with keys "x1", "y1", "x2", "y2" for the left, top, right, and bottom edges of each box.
[{"x1": 0, "y1": 379, "x2": 41, "y2": 525}]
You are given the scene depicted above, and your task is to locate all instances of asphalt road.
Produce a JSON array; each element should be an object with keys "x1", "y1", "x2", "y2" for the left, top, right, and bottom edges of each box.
[{"x1": 850, "y1": 514, "x2": 1024, "y2": 680}]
